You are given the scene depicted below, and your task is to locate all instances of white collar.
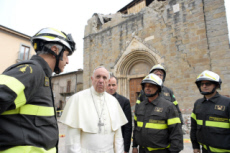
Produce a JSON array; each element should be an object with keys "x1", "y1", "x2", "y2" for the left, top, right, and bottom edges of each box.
[{"x1": 91, "y1": 86, "x2": 105, "y2": 97}]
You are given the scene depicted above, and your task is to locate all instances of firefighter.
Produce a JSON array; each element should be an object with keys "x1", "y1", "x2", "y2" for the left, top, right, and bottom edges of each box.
[
  {"x1": 132, "y1": 73, "x2": 183, "y2": 153},
  {"x1": 136, "y1": 64, "x2": 184, "y2": 124},
  {"x1": 0, "y1": 28, "x2": 76, "y2": 153},
  {"x1": 190, "y1": 70, "x2": 230, "y2": 153}
]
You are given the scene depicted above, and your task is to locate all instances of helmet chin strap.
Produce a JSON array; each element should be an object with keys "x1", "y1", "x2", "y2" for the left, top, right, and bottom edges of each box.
[
  {"x1": 146, "y1": 89, "x2": 159, "y2": 97},
  {"x1": 43, "y1": 46, "x2": 66, "y2": 74},
  {"x1": 199, "y1": 86, "x2": 217, "y2": 95}
]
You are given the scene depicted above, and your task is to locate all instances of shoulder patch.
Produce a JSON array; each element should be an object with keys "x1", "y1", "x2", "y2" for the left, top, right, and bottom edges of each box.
[
  {"x1": 44, "y1": 77, "x2": 49, "y2": 87},
  {"x1": 17, "y1": 64, "x2": 33, "y2": 73},
  {"x1": 164, "y1": 92, "x2": 170, "y2": 96}
]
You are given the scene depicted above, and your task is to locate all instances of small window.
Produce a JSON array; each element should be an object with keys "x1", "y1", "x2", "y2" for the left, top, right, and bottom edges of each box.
[
  {"x1": 67, "y1": 80, "x2": 71, "y2": 93},
  {"x1": 19, "y1": 45, "x2": 30, "y2": 60}
]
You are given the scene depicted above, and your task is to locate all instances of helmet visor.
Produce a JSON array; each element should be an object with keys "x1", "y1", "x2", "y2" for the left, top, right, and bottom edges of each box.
[{"x1": 66, "y1": 34, "x2": 76, "y2": 52}]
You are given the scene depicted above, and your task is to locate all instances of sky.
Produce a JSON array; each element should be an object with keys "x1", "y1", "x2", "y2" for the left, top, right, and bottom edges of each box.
[
  {"x1": 0, "y1": 0, "x2": 131, "y2": 73},
  {"x1": 0, "y1": 0, "x2": 230, "y2": 73}
]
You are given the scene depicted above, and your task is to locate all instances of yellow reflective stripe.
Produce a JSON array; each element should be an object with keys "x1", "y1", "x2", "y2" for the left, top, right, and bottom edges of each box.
[
  {"x1": 198, "y1": 142, "x2": 207, "y2": 150},
  {"x1": 50, "y1": 28, "x2": 67, "y2": 38},
  {"x1": 205, "y1": 73, "x2": 216, "y2": 81},
  {"x1": 2, "y1": 104, "x2": 54, "y2": 116},
  {"x1": 206, "y1": 121, "x2": 230, "y2": 129},
  {"x1": 145, "y1": 123, "x2": 168, "y2": 129},
  {"x1": 191, "y1": 113, "x2": 196, "y2": 120},
  {"x1": 0, "y1": 75, "x2": 26, "y2": 108},
  {"x1": 146, "y1": 144, "x2": 170, "y2": 151},
  {"x1": 199, "y1": 142, "x2": 230, "y2": 152},
  {"x1": 173, "y1": 101, "x2": 178, "y2": 105},
  {"x1": 137, "y1": 121, "x2": 143, "y2": 127},
  {"x1": 168, "y1": 117, "x2": 181, "y2": 125},
  {"x1": 44, "y1": 36, "x2": 55, "y2": 39},
  {"x1": 1, "y1": 109, "x2": 19, "y2": 115},
  {"x1": 136, "y1": 100, "x2": 141, "y2": 104},
  {"x1": 134, "y1": 115, "x2": 137, "y2": 121},
  {"x1": 2, "y1": 146, "x2": 56, "y2": 153},
  {"x1": 191, "y1": 113, "x2": 203, "y2": 125},
  {"x1": 197, "y1": 119, "x2": 203, "y2": 125},
  {"x1": 209, "y1": 146, "x2": 230, "y2": 152}
]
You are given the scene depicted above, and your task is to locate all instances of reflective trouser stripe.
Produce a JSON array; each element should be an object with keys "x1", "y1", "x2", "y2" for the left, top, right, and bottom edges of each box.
[
  {"x1": 206, "y1": 121, "x2": 230, "y2": 129},
  {"x1": 1, "y1": 146, "x2": 56, "y2": 153},
  {"x1": 145, "y1": 123, "x2": 168, "y2": 129},
  {"x1": 199, "y1": 142, "x2": 230, "y2": 152},
  {"x1": 137, "y1": 121, "x2": 143, "y2": 127},
  {"x1": 191, "y1": 113, "x2": 203, "y2": 125},
  {"x1": 173, "y1": 101, "x2": 178, "y2": 105},
  {"x1": 168, "y1": 117, "x2": 181, "y2": 125},
  {"x1": 136, "y1": 100, "x2": 141, "y2": 104},
  {"x1": 144, "y1": 144, "x2": 170, "y2": 151},
  {"x1": 0, "y1": 75, "x2": 26, "y2": 108},
  {"x1": 1, "y1": 104, "x2": 55, "y2": 116},
  {"x1": 209, "y1": 146, "x2": 230, "y2": 152},
  {"x1": 134, "y1": 115, "x2": 137, "y2": 121}
]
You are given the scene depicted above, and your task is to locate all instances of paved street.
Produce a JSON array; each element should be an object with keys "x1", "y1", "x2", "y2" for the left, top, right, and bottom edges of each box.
[{"x1": 58, "y1": 120, "x2": 193, "y2": 153}]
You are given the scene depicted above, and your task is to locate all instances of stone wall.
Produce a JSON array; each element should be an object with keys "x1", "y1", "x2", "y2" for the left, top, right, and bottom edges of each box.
[{"x1": 83, "y1": 0, "x2": 230, "y2": 113}]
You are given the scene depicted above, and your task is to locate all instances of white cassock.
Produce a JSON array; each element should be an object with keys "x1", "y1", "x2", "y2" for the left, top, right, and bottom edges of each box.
[{"x1": 60, "y1": 86, "x2": 128, "y2": 153}]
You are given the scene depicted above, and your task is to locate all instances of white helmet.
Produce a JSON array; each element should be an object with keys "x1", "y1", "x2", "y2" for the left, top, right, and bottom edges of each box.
[
  {"x1": 141, "y1": 74, "x2": 163, "y2": 97},
  {"x1": 31, "y1": 28, "x2": 76, "y2": 74},
  {"x1": 31, "y1": 27, "x2": 76, "y2": 54},
  {"x1": 149, "y1": 64, "x2": 166, "y2": 82},
  {"x1": 195, "y1": 70, "x2": 222, "y2": 95}
]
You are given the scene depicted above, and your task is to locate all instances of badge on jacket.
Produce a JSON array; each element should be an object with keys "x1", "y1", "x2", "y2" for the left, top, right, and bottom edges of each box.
[
  {"x1": 18, "y1": 64, "x2": 33, "y2": 73},
  {"x1": 164, "y1": 92, "x2": 169, "y2": 96},
  {"x1": 154, "y1": 107, "x2": 163, "y2": 112},
  {"x1": 215, "y1": 105, "x2": 225, "y2": 111},
  {"x1": 44, "y1": 77, "x2": 49, "y2": 87}
]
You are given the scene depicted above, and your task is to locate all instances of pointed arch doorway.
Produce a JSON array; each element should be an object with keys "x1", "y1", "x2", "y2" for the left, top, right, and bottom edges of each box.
[
  {"x1": 114, "y1": 51, "x2": 159, "y2": 107},
  {"x1": 113, "y1": 37, "x2": 163, "y2": 107}
]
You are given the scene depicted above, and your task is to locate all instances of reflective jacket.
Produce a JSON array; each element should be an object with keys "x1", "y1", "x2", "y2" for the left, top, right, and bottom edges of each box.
[
  {"x1": 136, "y1": 86, "x2": 184, "y2": 124},
  {"x1": 190, "y1": 93, "x2": 230, "y2": 152},
  {"x1": 0, "y1": 55, "x2": 58, "y2": 153},
  {"x1": 133, "y1": 96, "x2": 183, "y2": 152}
]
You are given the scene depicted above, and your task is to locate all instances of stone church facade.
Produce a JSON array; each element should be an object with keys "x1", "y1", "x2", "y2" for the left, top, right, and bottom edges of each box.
[{"x1": 83, "y1": 0, "x2": 230, "y2": 113}]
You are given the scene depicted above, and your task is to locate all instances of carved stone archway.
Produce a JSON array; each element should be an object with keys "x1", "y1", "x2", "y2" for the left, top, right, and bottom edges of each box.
[{"x1": 113, "y1": 37, "x2": 164, "y2": 99}]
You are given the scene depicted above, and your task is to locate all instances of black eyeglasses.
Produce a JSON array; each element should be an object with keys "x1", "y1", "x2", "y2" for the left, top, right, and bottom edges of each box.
[{"x1": 200, "y1": 82, "x2": 213, "y2": 87}]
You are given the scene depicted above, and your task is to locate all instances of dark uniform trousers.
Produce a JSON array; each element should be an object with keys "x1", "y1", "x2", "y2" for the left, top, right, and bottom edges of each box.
[
  {"x1": 137, "y1": 86, "x2": 184, "y2": 124},
  {"x1": 190, "y1": 93, "x2": 230, "y2": 153},
  {"x1": 133, "y1": 96, "x2": 183, "y2": 153},
  {"x1": 139, "y1": 147, "x2": 170, "y2": 153},
  {"x1": 0, "y1": 55, "x2": 58, "y2": 153}
]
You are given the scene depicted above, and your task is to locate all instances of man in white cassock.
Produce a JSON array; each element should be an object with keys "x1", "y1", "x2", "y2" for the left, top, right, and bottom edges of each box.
[{"x1": 60, "y1": 66, "x2": 128, "y2": 153}]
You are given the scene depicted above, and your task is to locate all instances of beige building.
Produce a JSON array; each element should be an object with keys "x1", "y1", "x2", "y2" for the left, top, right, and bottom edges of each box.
[
  {"x1": 83, "y1": 0, "x2": 230, "y2": 114},
  {"x1": 51, "y1": 69, "x2": 83, "y2": 109},
  {"x1": 0, "y1": 25, "x2": 35, "y2": 73}
]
